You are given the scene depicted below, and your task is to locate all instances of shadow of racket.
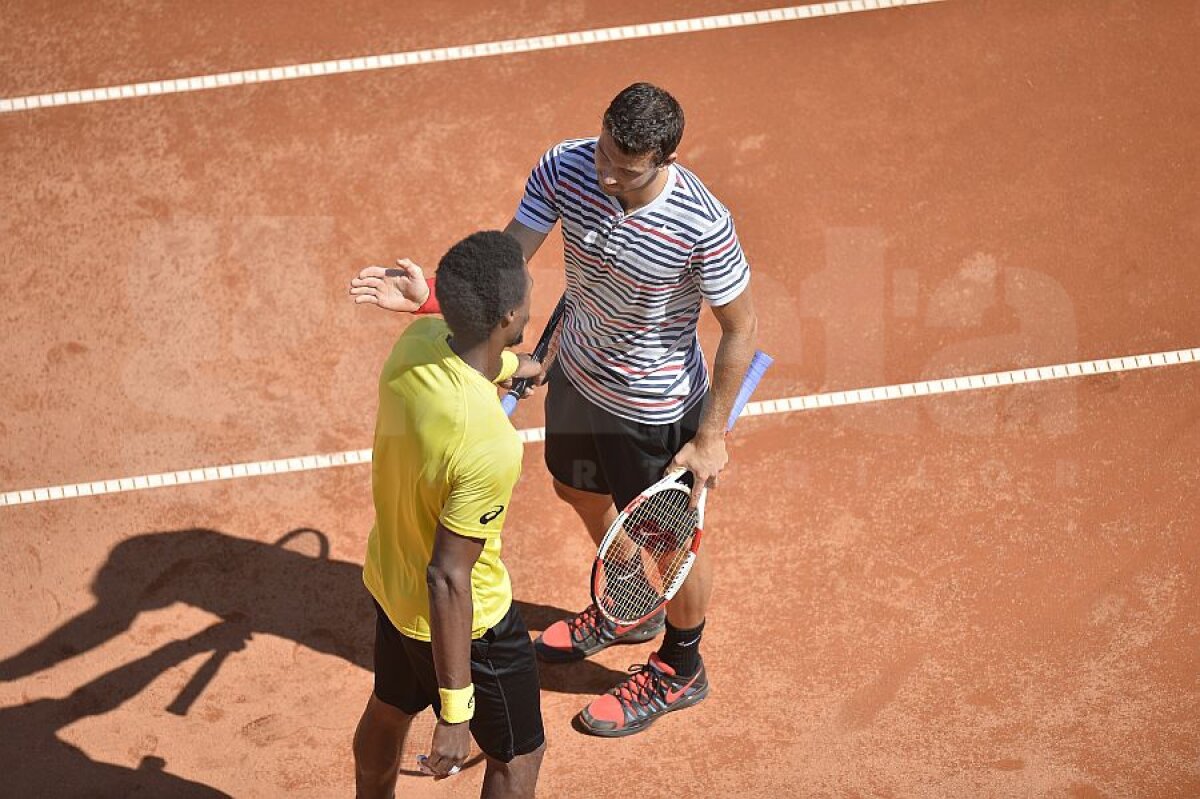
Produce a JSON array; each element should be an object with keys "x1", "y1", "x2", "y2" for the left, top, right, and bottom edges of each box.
[
  {"x1": 167, "y1": 529, "x2": 328, "y2": 716},
  {"x1": 166, "y1": 611, "x2": 251, "y2": 716}
]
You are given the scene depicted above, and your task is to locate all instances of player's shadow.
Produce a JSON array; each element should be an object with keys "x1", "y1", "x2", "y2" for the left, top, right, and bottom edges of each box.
[
  {"x1": 0, "y1": 526, "x2": 628, "y2": 797},
  {"x1": 0, "y1": 620, "x2": 244, "y2": 797}
]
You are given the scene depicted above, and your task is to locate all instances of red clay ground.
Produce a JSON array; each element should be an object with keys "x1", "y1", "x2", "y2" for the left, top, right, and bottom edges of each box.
[{"x1": 2, "y1": 1, "x2": 1198, "y2": 797}]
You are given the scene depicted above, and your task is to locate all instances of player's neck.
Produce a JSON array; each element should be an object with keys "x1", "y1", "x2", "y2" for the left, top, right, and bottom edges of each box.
[
  {"x1": 615, "y1": 167, "x2": 670, "y2": 214},
  {"x1": 448, "y1": 336, "x2": 504, "y2": 382}
]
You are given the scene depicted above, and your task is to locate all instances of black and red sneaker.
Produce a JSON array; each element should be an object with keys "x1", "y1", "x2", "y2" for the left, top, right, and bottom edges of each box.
[
  {"x1": 534, "y1": 604, "x2": 664, "y2": 663},
  {"x1": 577, "y1": 652, "x2": 709, "y2": 737}
]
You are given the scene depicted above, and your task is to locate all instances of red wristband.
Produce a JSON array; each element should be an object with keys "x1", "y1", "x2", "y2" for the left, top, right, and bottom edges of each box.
[{"x1": 415, "y1": 276, "x2": 440, "y2": 314}]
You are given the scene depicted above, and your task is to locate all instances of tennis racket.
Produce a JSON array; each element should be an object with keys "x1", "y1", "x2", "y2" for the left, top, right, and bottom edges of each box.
[
  {"x1": 501, "y1": 294, "x2": 566, "y2": 416},
  {"x1": 591, "y1": 350, "x2": 774, "y2": 626}
]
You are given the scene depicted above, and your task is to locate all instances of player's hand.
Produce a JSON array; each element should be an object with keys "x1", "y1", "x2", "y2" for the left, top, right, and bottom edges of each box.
[
  {"x1": 419, "y1": 719, "x2": 471, "y2": 779},
  {"x1": 530, "y1": 359, "x2": 551, "y2": 387},
  {"x1": 667, "y1": 432, "x2": 728, "y2": 508},
  {"x1": 349, "y1": 259, "x2": 429, "y2": 312},
  {"x1": 498, "y1": 354, "x2": 544, "y2": 397},
  {"x1": 497, "y1": 378, "x2": 539, "y2": 400}
]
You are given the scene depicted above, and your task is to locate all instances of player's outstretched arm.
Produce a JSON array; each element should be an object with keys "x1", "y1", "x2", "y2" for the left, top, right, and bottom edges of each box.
[{"x1": 349, "y1": 258, "x2": 433, "y2": 313}]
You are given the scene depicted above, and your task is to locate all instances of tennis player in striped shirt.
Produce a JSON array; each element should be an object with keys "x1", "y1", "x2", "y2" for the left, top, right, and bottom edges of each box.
[{"x1": 352, "y1": 83, "x2": 758, "y2": 737}]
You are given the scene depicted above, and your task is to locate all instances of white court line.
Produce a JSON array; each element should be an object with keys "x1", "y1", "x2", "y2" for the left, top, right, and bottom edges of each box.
[
  {"x1": 3, "y1": 346, "x2": 1197, "y2": 508},
  {"x1": 0, "y1": 0, "x2": 946, "y2": 115}
]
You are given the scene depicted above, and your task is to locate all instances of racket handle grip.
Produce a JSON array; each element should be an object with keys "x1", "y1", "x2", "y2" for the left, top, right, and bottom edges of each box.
[
  {"x1": 726, "y1": 350, "x2": 774, "y2": 431},
  {"x1": 501, "y1": 392, "x2": 520, "y2": 416},
  {"x1": 500, "y1": 294, "x2": 566, "y2": 418}
]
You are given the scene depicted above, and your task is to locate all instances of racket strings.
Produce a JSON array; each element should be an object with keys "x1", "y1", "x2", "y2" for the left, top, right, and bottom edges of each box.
[{"x1": 600, "y1": 488, "x2": 697, "y2": 621}]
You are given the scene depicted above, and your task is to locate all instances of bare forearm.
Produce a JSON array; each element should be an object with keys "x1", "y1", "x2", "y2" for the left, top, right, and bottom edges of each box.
[
  {"x1": 426, "y1": 570, "x2": 474, "y2": 689},
  {"x1": 697, "y1": 322, "x2": 758, "y2": 440}
]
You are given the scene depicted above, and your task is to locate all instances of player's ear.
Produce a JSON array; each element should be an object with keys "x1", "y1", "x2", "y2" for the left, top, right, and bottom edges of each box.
[{"x1": 660, "y1": 151, "x2": 678, "y2": 168}]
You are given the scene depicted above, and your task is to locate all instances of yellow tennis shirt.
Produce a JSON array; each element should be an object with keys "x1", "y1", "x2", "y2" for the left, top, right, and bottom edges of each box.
[{"x1": 363, "y1": 317, "x2": 522, "y2": 641}]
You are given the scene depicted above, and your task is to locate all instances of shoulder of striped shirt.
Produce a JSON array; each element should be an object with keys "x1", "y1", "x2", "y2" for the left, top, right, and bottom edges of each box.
[
  {"x1": 670, "y1": 164, "x2": 730, "y2": 225},
  {"x1": 552, "y1": 135, "x2": 595, "y2": 149},
  {"x1": 530, "y1": 137, "x2": 595, "y2": 195},
  {"x1": 548, "y1": 136, "x2": 597, "y2": 158}
]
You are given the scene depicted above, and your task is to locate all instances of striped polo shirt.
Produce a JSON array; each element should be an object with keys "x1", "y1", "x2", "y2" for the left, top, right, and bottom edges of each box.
[{"x1": 514, "y1": 137, "x2": 751, "y2": 424}]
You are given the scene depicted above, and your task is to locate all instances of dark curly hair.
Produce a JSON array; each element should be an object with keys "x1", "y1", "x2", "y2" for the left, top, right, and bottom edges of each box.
[
  {"x1": 602, "y1": 82, "x2": 685, "y2": 165},
  {"x1": 434, "y1": 231, "x2": 527, "y2": 343}
]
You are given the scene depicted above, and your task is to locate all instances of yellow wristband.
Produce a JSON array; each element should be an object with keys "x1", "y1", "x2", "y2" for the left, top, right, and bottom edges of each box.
[{"x1": 438, "y1": 685, "x2": 475, "y2": 724}]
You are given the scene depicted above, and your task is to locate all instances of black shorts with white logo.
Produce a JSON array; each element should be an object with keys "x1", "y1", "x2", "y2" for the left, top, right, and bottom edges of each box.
[
  {"x1": 544, "y1": 362, "x2": 705, "y2": 508},
  {"x1": 372, "y1": 599, "x2": 544, "y2": 762}
]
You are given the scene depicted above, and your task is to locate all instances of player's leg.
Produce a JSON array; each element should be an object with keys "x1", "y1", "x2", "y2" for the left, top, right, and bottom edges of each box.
[
  {"x1": 665, "y1": 543, "x2": 713, "y2": 629},
  {"x1": 480, "y1": 743, "x2": 547, "y2": 799},
  {"x1": 577, "y1": 397, "x2": 710, "y2": 737},
  {"x1": 355, "y1": 599, "x2": 430, "y2": 798},
  {"x1": 471, "y1": 606, "x2": 546, "y2": 799},
  {"x1": 353, "y1": 694, "x2": 415, "y2": 799},
  {"x1": 551, "y1": 478, "x2": 615, "y2": 547},
  {"x1": 597, "y1": 389, "x2": 711, "y2": 654},
  {"x1": 536, "y1": 365, "x2": 664, "y2": 661},
  {"x1": 544, "y1": 362, "x2": 614, "y2": 546}
]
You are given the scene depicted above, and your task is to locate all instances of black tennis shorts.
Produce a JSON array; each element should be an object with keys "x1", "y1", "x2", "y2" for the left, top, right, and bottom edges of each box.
[
  {"x1": 372, "y1": 600, "x2": 544, "y2": 763},
  {"x1": 544, "y1": 363, "x2": 705, "y2": 509}
]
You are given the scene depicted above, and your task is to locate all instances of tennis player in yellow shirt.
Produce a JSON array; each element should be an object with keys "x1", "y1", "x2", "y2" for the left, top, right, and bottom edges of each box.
[{"x1": 351, "y1": 231, "x2": 546, "y2": 799}]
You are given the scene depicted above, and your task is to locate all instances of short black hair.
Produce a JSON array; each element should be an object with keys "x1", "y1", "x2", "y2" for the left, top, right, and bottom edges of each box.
[
  {"x1": 434, "y1": 231, "x2": 526, "y2": 342},
  {"x1": 602, "y1": 82, "x2": 685, "y2": 165}
]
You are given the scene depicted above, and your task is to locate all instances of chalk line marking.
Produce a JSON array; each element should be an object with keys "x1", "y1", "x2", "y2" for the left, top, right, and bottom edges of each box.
[
  {"x1": 0, "y1": 0, "x2": 946, "y2": 115},
  {"x1": 3, "y1": 346, "x2": 1196, "y2": 508}
]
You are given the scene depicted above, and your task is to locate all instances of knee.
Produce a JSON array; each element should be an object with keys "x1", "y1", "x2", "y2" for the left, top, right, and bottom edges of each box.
[
  {"x1": 487, "y1": 740, "x2": 546, "y2": 782},
  {"x1": 506, "y1": 739, "x2": 548, "y2": 767}
]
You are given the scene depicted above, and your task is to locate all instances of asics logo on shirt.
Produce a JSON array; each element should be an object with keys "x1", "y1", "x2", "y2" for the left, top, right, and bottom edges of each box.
[{"x1": 479, "y1": 505, "x2": 505, "y2": 524}]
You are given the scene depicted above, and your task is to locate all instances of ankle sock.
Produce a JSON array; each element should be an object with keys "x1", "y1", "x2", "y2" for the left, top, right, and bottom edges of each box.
[{"x1": 657, "y1": 619, "x2": 704, "y2": 677}]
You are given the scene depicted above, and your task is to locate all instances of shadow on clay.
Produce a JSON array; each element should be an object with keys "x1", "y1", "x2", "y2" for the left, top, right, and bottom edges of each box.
[{"x1": 0, "y1": 526, "x2": 627, "y2": 796}]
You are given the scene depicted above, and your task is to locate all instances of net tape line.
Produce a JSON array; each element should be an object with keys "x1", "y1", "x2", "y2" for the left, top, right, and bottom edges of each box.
[
  {"x1": 0, "y1": 1, "x2": 945, "y2": 114},
  {"x1": 3, "y1": 346, "x2": 1195, "y2": 508}
]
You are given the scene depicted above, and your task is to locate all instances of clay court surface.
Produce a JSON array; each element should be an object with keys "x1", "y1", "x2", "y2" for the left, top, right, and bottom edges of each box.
[{"x1": 2, "y1": 1, "x2": 1199, "y2": 796}]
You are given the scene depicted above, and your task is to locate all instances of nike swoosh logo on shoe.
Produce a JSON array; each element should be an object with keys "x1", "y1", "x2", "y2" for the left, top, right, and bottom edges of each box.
[{"x1": 665, "y1": 672, "x2": 702, "y2": 704}]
